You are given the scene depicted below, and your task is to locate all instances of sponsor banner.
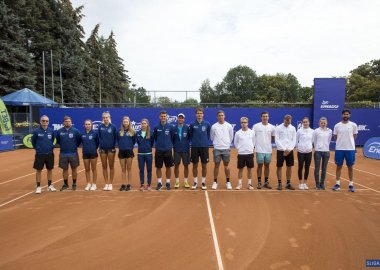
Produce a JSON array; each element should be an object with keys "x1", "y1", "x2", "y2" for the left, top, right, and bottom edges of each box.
[
  {"x1": 0, "y1": 135, "x2": 14, "y2": 151},
  {"x1": 363, "y1": 137, "x2": 380, "y2": 160},
  {"x1": 0, "y1": 99, "x2": 13, "y2": 135},
  {"x1": 40, "y1": 107, "x2": 313, "y2": 145},
  {"x1": 350, "y1": 108, "x2": 380, "y2": 146},
  {"x1": 313, "y1": 78, "x2": 345, "y2": 130}
]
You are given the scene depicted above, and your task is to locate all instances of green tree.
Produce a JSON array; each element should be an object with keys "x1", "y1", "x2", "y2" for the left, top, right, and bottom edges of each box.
[
  {"x1": 182, "y1": 98, "x2": 198, "y2": 107},
  {"x1": 346, "y1": 59, "x2": 380, "y2": 102},
  {"x1": 199, "y1": 79, "x2": 217, "y2": 104},
  {"x1": 257, "y1": 73, "x2": 301, "y2": 102},
  {"x1": 0, "y1": 1, "x2": 35, "y2": 95},
  {"x1": 218, "y1": 65, "x2": 259, "y2": 102}
]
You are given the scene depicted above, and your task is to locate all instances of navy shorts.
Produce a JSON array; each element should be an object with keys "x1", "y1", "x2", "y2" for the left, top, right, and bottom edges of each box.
[{"x1": 335, "y1": 150, "x2": 355, "y2": 166}]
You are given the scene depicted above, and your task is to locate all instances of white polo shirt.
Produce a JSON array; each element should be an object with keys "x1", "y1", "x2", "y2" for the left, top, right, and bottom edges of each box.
[
  {"x1": 275, "y1": 123, "x2": 296, "y2": 151},
  {"x1": 296, "y1": 127, "x2": 314, "y2": 153},
  {"x1": 333, "y1": 121, "x2": 358, "y2": 150},
  {"x1": 253, "y1": 122, "x2": 275, "y2": 154},
  {"x1": 210, "y1": 121, "x2": 234, "y2": 150},
  {"x1": 313, "y1": 127, "x2": 332, "y2": 152},
  {"x1": 234, "y1": 128, "x2": 255, "y2": 155}
]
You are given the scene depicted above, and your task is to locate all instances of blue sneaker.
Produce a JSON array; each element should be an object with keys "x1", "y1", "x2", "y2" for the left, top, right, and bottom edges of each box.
[
  {"x1": 156, "y1": 182, "x2": 163, "y2": 190},
  {"x1": 315, "y1": 183, "x2": 321, "y2": 190},
  {"x1": 166, "y1": 182, "x2": 171, "y2": 190},
  {"x1": 332, "y1": 184, "x2": 340, "y2": 191},
  {"x1": 349, "y1": 185, "x2": 355, "y2": 192}
]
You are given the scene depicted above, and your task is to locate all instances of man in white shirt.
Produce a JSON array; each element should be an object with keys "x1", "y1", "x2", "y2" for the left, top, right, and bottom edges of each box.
[
  {"x1": 275, "y1": 114, "x2": 296, "y2": 190},
  {"x1": 253, "y1": 111, "x2": 276, "y2": 189},
  {"x1": 234, "y1": 117, "x2": 255, "y2": 190},
  {"x1": 210, "y1": 110, "x2": 234, "y2": 190},
  {"x1": 333, "y1": 109, "x2": 358, "y2": 192}
]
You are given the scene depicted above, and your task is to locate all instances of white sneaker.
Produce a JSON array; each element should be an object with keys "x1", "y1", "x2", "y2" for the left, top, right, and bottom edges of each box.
[
  {"x1": 299, "y1": 184, "x2": 304, "y2": 190},
  {"x1": 90, "y1": 184, "x2": 97, "y2": 191},
  {"x1": 35, "y1": 186, "x2": 42, "y2": 194},
  {"x1": 303, "y1": 183, "x2": 309, "y2": 190},
  {"x1": 191, "y1": 182, "x2": 198, "y2": 190},
  {"x1": 107, "y1": 184, "x2": 113, "y2": 191},
  {"x1": 84, "y1": 183, "x2": 92, "y2": 191},
  {"x1": 201, "y1": 183, "x2": 207, "y2": 190},
  {"x1": 226, "y1": 182, "x2": 232, "y2": 190},
  {"x1": 212, "y1": 181, "x2": 218, "y2": 190},
  {"x1": 103, "y1": 184, "x2": 109, "y2": 191},
  {"x1": 247, "y1": 184, "x2": 254, "y2": 190},
  {"x1": 47, "y1": 185, "x2": 57, "y2": 192},
  {"x1": 235, "y1": 183, "x2": 242, "y2": 190}
]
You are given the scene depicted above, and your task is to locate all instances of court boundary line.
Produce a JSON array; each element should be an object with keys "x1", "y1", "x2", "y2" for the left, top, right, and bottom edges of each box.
[
  {"x1": 0, "y1": 165, "x2": 60, "y2": 185},
  {"x1": 327, "y1": 160, "x2": 380, "y2": 177},
  {"x1": 205, "y1": 191, "x2": 224, "y2": 270}
]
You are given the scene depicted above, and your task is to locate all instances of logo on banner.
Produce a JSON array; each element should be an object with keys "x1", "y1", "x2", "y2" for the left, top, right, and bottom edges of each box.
[
  {"x1": 131, "y1": 121, "x2": 142, "y2": 131},
  {"x1": 363, "y1": 137, "x2": 380, "y2": 160},
  {"x1": 167, "y1": 115, "x2": 177, "y2": 124},
  {"x1": 320, "y1": 100, "x2": 339, "y2": 110},
  {"x1": 358, "y1": 125, "x2": 370, "y2": 131}
]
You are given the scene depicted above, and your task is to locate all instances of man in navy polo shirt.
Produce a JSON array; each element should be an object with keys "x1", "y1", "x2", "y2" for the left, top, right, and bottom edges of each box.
[
  {"x1": 189, "y1": 107, "x2": 211, "y2": 190},
  {"x1": 153, "y1": 110, "x2": 175, "y2": 190},
  {"x1": 56, "y1": 116, "x2": 81, "y2": 191},
  {"x1": 31, "y1": 115, "x2": 56, "y2": 194}
]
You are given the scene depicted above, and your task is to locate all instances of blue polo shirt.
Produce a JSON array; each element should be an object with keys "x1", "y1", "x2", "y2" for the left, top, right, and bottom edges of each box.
[
  {"x1": 81, "y1": 130, "x2": 99, "y2": 155},
  {"x1": 31, "y1": 126, "x2": 55, "y2": 154},
  {"x1": 189, "y1": 120, "x2": 211, "y2": 147},
  {"x1": 173, "y1": 124, "x2": 190, "y2": 152},
  {"x1": 98, "y1": 123, "x2": 117, "y2": 150},
  {"x1": 56, "y1": 126, "x2": 81, "y2": 155},
  {"x1": 153, "y1": 122, "x2": 174, "y2": 151}
]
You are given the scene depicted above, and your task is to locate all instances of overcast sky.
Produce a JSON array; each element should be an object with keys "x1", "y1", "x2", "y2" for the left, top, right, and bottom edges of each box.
[{"x1": 72, "y1": 0, "x2": 380, "y2": 101}]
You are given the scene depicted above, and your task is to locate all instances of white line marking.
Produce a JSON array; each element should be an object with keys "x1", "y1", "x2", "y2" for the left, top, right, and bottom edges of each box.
[
  {"x1": 204, "y1": 191, "x2": 224, "y2": 270},
  {"x1": 0, "y1": 165, "x2": 59, "y2": 185},
  {"x1": 327, "y1": 161, "x2": 380, "y2": 177}
]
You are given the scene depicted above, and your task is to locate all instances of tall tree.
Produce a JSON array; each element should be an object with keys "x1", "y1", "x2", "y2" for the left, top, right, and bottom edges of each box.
[
  {"x1": 346, "y1": 59, "x2": 380, "y2": 102},
  {"x1": 0, "y1": 1, "x2": 35, "y2": 95},
  {"x1": 199, "y1": 79, "x2": 217, "y2": 104}
]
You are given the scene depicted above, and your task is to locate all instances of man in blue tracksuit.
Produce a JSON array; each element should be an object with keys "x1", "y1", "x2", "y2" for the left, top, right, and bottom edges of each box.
[
  {"x1": 56, "y1": 116, "x2": 81, "y2": 191},
  {"x1": 153, "y1": 110, "x2": 175, "y2": 190},
  {"x1": 31, "y1": 115, "x2": 56, "y2": 194},
  {"x1": 173, "y1": 113, "x2": 191, "y2": 189},
  {"x1": 189, "y1": 107, "x2": 211, "y2": 190}
]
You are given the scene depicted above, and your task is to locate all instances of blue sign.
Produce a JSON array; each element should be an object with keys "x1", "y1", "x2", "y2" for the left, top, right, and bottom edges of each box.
[
  {"x1": 313, "y1": 78, "x2": 346, "y2": 129},
  {"x1": 0, "y1": 135, "x2": 14, "y2": 151},
  {"x1": 363, "y1": 137, "x2": 380, "y2": 160},
  {"x1": 366, "y1": 259, "x2": 380, "y2": 267}
]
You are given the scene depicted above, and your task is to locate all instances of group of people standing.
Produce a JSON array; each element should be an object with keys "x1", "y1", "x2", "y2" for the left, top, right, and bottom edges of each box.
[{"x1": 31, "y1": 108, "x2": 358, "y2": 193}]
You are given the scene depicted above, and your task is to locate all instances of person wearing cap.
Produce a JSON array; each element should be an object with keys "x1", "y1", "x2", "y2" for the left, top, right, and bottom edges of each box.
[
  {"x1": 56, "y1": 116, "x2": 82, "y2": 191},
  {"x1": 173, "y1": 113, "x2": 191, "y2": 188},
  {"x1": 275, "y1": 114, "x2": 296, "y2": 190},
  {"x1": 210, "y1": 110, "x2": 234, "y2": 190},
  {"x1": 153, "y1": 110, "x2": 175, "y2": 190},
  {"x1": 189, "y1": 107, "x2": 211, "y2": 190}
]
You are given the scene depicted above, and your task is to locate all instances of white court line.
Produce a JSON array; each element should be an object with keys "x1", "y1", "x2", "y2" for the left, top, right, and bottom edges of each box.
[
  {"x1": 327, "y1": 161, "x2": 380, "y2": 177},
  {"x1": 204, "y1": 191, "x2": 224, "y2": 270},
  {"x1": 0, "y1": 165, "x2": 59, "y2": 186},
  {"x1": 0, "y1": 162, "x2": 102, "y2": 208}
]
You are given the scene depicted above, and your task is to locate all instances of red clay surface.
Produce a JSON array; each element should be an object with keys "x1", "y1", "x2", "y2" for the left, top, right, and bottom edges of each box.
[{"x1": 0, "y1": 148, "x2": 379, "y2": 270}]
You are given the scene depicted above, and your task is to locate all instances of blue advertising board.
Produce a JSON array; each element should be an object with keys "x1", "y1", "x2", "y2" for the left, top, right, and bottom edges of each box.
[
  {"x1": 363, "y1": 137, "x2": 380, "y2": 160},
  {"x1": 0, "y1": 135, "x2": 14, "y2": 151},
  {"x1": 313, "y1": 78, "x2": 345, "y2": 129},
  {"x1": 40, "y1": 107, "x2": 312, "y2": 138}
]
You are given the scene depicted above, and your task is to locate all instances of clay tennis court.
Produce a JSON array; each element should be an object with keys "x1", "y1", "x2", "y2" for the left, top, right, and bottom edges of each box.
[{"x1": 0, "y1": 148, "x2": 379, "y2": 270}]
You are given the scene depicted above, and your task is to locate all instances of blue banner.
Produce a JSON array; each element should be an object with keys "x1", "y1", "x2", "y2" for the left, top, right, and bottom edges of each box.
[
  {"x1": 40, "y1": 107, "x2": 312, "y2": 136},
  {"x1": 363, "y1": 137, "x2": 380, "y2": 160},
  {"x1": 313, "y1": 78, "x2": 346, "y2": 129},
  {"x1": 0, "y1": 135, "x2": 14, "y2": 151}
]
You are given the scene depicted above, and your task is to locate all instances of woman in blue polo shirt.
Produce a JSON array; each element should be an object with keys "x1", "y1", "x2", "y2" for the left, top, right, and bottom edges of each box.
[
  {"x1": 117, "y1": 116, "x2": 136, "y2": 191},
  {"x1": 81, "y1": 119, "x2": 99, "y2": 191},
  {"x1": 136, "y1": 118, "x2": 154, "y2": 191},
  {"x1": 98, "y1": 112, "x2": 117, "y2": 191}
]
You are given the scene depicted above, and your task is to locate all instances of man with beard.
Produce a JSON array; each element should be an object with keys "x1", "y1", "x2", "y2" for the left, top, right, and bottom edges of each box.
[{"x1": 332, "y1": 109, "x2": 358, "y2": 192}]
